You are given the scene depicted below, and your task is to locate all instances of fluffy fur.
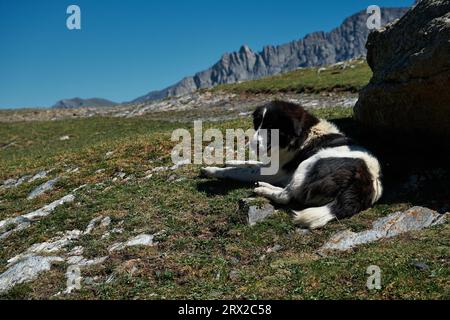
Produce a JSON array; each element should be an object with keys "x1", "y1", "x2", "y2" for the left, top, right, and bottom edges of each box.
[{"x1": 201, "y1": 101, "x2": 383, "y2": 229}]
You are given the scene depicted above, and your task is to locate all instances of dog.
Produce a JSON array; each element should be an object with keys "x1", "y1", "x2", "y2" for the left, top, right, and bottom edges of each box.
[{"x1": 201, "y1": 100, "x2": 383, "y2": 229}]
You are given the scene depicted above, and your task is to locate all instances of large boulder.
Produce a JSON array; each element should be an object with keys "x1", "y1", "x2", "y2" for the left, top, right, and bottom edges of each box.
[{"x1": 354, "y1": 0, "x2": 450, "y2": 139}]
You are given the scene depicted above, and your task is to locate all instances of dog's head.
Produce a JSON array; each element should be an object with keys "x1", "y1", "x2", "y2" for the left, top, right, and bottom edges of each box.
[{"x1": 251, "y1": 101, "x2": 319, "y2": 152}]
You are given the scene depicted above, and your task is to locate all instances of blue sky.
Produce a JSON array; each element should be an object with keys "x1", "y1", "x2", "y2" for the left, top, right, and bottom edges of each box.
[{"x1": 0, "y1": 0, "x2": 413, "y2": 108}]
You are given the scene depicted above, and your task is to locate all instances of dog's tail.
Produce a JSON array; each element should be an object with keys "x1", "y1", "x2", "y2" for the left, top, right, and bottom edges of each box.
[{"x1": 292, "y1": 204, "x2": 336, "y2": 230}]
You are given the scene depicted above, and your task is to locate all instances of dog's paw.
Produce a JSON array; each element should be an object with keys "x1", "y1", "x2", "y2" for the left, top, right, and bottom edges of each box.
[
  {"x1": 256, "y1": 181, "x2": 273, "y2": 188},
  {"x1": 254, "y1": 187, "x2": 269, "y2": 197}
]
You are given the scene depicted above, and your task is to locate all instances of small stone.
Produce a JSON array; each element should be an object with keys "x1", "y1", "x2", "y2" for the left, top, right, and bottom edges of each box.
[
  {"x1": 229, "y1": 270, "x2": 240, "y2": 281},
  {"x1": 296, "y1": 228, "x2": 311, "y2": 236},
  {"x1": 68, "y1": 246, "x2": 84, "y2": 256},
  {"x1": 170, "y1": 159, "x2": 190, "y2": 170},
  {"x1": 105, "y1": 151, "x2": 115, "y2": 158},
  {"x1": 115, "y1": 172, "x2": 126, "y2": 179},
  {"x1": 248, "y1": 204, "x2": 275, "y2": 226},
  {"x1": 267, "y1": 244, "x2": 283, "y2": 253},
  {"x1": 59, "y1": 135, "x2": 70, "y2": 141},
  {"x1": 143, "y1": 173, "x2": 153, "y2": 180},
  {"x1": 411, "y1": 261, "x2": 429, "y2": 271},
  {"x1": 28, "y1": 171, "x2": 48, "y2": 183},
  {"x1": 109, "y1": 233, "x2": 156, "y2": 252},
  {"x1": 27, "y1": 178, "x2": 59, "y2": 200},
  {"x1": 100, "y1": 216, "x2": 111, "y2": 228},
  {"x1": 84, "y1": 217, "x2": 102, "y2": 234}
]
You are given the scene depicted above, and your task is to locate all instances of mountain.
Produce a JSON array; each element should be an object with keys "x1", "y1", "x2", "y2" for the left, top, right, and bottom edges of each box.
[
  {"x1": 134, "y1": 7, "x2": 409, "y2": 103},
  {"x1": 52, "y1": 98, "x2": 117, "y2": 109}
]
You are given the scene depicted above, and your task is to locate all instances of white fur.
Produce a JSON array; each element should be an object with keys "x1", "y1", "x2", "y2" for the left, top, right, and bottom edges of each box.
[
  {"x1": 293, "y1": 205, "x2": 335, "y2": 229},
  {"x1": 288, "y1": 145, "x2": 382, "y2": 204}
]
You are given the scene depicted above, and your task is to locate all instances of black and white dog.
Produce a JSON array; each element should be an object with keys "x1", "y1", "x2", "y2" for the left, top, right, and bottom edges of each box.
[{"x1": 201, "y1": 101, "x2": 383, "y2": 229}]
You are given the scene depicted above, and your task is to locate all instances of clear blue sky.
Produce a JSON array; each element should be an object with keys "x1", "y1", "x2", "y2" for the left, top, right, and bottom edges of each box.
[{"x1": 0, "y1": 0, "x2": 413, "y2": 108}]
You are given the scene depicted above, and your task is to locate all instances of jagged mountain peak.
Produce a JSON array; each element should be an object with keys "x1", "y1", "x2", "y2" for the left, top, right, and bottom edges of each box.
[{"x1": 133, "y1": 7, "x2": 409, "y2": 104}]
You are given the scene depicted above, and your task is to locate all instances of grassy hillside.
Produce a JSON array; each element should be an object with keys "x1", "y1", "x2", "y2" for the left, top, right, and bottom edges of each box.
[
  {"x1": 214, "y1": 59, "x2": 372, "y2": 94},
  {"x1": 0, "y1": 107, "x2": 448, "y2": 300}
]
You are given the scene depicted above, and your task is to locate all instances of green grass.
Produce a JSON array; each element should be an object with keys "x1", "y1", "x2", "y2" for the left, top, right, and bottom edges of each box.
[
  {"x1": 0, "y1": 106, "x2": 448, "y2": 300},
  {"x1": 213, "y1": 59, "x2": 372, "y2": 94}
]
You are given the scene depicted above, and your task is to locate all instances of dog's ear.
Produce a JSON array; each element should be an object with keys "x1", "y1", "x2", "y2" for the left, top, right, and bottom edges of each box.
[
  {"x1": 286, "y1": 104, "x2": 318, "y2": 137},
  {"x1": 252, "y1": 106, "x2": 265, "y2": 130}
]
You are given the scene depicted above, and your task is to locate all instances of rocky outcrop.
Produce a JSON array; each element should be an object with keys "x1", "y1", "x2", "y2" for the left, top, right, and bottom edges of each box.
[
  {"x1": 52, "y1": 98, "x2": 117, "y2": 109},
  {"x1": 134, "y1": 7, "x2": 408, "y2": 103},
  {"x1": 354, "y1": 0, "x2": 450, "y2": 138},
  {"x1": 321, "y1": 207, "x2": 448, "y2": 252}
]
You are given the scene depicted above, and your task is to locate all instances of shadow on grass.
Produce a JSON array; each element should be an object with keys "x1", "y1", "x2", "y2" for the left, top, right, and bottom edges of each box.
[
  {"x1": 196, "y1": 179, "x2": 254, "y2": 197},
  {"x1": 333, "y1": 117, "x2": 450, "y2": 213}
]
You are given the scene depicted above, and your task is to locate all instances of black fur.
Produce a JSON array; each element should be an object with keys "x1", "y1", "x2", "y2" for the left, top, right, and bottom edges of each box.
[
  {"x1": 253, "y1": 101, "x2": 319, "y2": 150},
  {"x1": 282, "y1": 134, "x2": 356, "y2": 173},
  {"x1": 293, "y1": 158, "x2": 374, "y2": 218}
]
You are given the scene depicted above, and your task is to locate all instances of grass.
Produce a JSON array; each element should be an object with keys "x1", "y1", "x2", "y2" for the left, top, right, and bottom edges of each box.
[
  {"x1": 213, "y1": 59, "x2": 371, "y2": 94},
  {"x1": 0, "y1": 106, "x2": 448, "y2": 300}
]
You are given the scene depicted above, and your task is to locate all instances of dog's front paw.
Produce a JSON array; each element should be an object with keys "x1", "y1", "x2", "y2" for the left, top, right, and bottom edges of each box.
[{"x1": 254, "y1": 187, "x2": 269, "y2": 197}]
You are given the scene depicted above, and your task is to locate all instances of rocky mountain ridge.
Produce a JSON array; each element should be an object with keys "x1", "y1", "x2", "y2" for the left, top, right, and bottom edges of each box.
[{"x1": 133, "y1": 7, "x2": 409, "y2": 103}]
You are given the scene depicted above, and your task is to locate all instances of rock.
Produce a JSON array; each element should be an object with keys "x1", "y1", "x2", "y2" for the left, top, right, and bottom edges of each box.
[
  {"x1": 229, "y1": 270, "x2": 240, "y2": 281},
  {"x1": 411, "y1": 261, "x2": 430, "y2": 271},
  {"x1": 66, "y1": 256, "x2": 107, "y2": 267},
  {"x1": 248, "y1": 204, "x2": 276, "y2": 226},
  {"x1": 0, "y1": 194, "x2": 75, "y2": 240},
  {"x1": 27, "y1": 178, "x2": 59, "y2": 200},
  {"x1": 28, "y1": 171, "x2": 48, "y2": 183},
  {"x1": 100, "y1": 217, "x2": 111, "y2": 228},
  {"x1": 1, "y1": 175, "x2": 31, "y2": 190},
  {"x1": 170, "y1": 159, "x2": 191, "y2": 170},
  {"x1": 321, "y1": 207, "x2": 448, "y2": 251},
  {"x1": 354, "y1": 0, "x2": 450, "y2": 139},
  {"x1": 84, "y1": 216, "x2": 103, "y2": 235},
  {"x1": 240, "y1": 198, "x2": 277, "y2": 226},
  {"x1": 68, "y1": 246, "x2": 84, "y2": 256},
  {"x1": 101, "y1": 227, "x2": 124, "y2": 239},
  {"x1": 24, "y1": 194, "x2": 75, "y2": 221},
  {"x1": 150, "y1": 166, "x2": 169, "y2": 173},
  {"x1": 240, "y1": 199, "x2": 276, "y2": 226},
  {"x1": 66, "y1": 167, "x2": 79, "y2": 174},
  {"x1": 143, "y1": 173, "x2": 153, "y2": 180},
  {"x1": 267, "y1": 244, "x2": 283, "y2": 253},
  {"x1": 109, "y1": 233, "x2": 156, "y2": 252},
  {"x1": 7, "y1": 230, "x2": 82, "y2": 266},
  {"x1": 0, "y1": 256, "x2": 64, "y2": 294},
  {"x1": 59, "y1": 135, "x2": 70, "y2": 141},
  {"x1": 84, "y1": 216, "x2": 111, "y2": 234},
  {"x1": 296, "y1": 228, "x2": 312, "y2": 236}
]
